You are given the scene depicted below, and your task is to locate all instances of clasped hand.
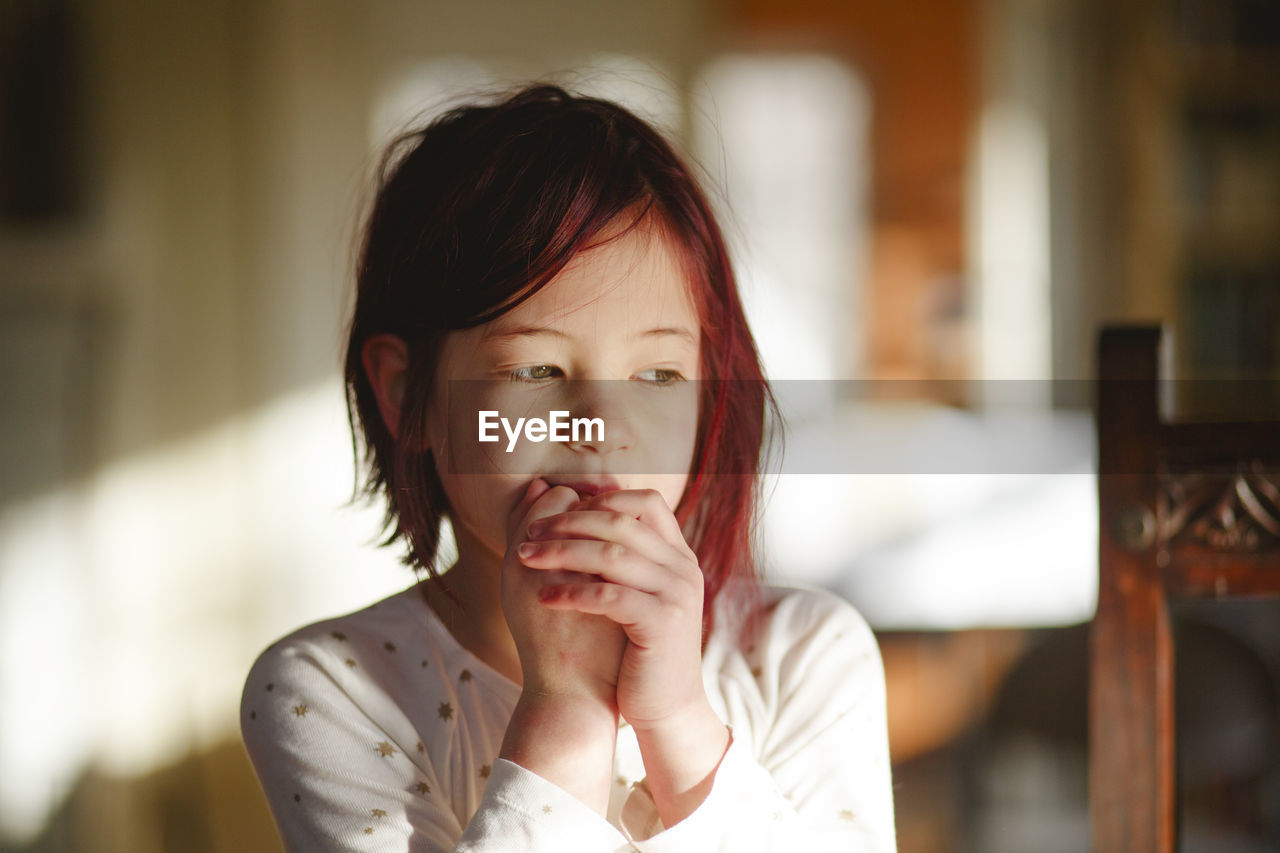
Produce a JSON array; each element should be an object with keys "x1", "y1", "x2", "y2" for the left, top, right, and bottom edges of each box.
[
  {"x1": 502, "y1": 478, "x2": 708, "y2": 730},
  {"x1": 501, "y1": 478, "x2": 732, "y2": 825}
]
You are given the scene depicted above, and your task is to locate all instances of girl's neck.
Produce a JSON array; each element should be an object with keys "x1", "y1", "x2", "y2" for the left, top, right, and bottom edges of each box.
[{"x1": 421, "y1": 527, "x2": 523, "y2": 685}]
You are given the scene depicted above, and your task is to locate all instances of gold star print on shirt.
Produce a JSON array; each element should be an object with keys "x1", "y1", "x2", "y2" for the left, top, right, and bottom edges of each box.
[{"x1": 238, "y1": 584, "x2": 897, "y2": 850}]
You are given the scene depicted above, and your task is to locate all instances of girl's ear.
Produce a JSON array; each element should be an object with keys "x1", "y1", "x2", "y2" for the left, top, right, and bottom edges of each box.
[{"x1": 362, "y1": 334, "x2": 414, "y2": 444}]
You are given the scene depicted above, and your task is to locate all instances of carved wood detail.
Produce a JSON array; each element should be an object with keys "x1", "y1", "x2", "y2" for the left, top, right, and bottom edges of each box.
[{"x1": 1158, "y1": 468, "x2": 1280, "y2": 552}]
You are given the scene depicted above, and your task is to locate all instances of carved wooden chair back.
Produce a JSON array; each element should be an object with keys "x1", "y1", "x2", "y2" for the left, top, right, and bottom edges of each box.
[{"x1": 1090, "y1": 325, "x2": 1280, "y2": 851}]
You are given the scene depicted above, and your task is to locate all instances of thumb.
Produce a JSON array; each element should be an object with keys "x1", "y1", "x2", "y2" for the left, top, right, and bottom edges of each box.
[
  {"x1": 506, "y1": 478, "x2": 550, "y2": 542},
  {"x1": 522, "y1": 477, "x2": 551, "y2": 506}
]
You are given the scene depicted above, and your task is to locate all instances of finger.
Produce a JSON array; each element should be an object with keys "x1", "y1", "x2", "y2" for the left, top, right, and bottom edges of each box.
[
  {"x1": 511, "y1": 483, "x2": 582, "y2": 543},
  {"x1": 538, "y1": 581, "x2": 659, "y2": 631},
  {"x1": 573, "y1": 490, "x2": 692, "y2": 555},
  {"x1": 526, "y1": 477, "x2": 551, "y2": 504},
  {"x1": 526, "y1": 509, "x2": 688, "y2": 569},
  {"x1": 517, "y1": 539, "x2": 666, "y2": 594},
  {"x1": 506, "y1": 478, "x2": 550, "y2": 540}
]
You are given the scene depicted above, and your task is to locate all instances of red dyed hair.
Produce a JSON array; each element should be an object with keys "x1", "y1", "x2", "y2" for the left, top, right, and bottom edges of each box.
[{"x1": 343, "y1": 84, "x2": 779, "y2": 634}]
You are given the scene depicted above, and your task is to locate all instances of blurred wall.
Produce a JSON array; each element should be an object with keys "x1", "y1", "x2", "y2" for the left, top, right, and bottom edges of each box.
[
  {"x1": 5, "y1": 0, "x2": 726, "y2": 847},
  {"x1": 73, "y1": 0, "x2": 716, "y2": 477},
  {"x1": 725, "y1": 0, "x2": 978, "y2": 383},
  {"x1": 11, "y1": 0, "x2": 1251, "y2": 850}
]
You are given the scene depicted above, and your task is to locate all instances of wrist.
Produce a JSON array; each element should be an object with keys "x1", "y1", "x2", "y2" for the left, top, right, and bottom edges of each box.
[
  {"x1": 632, "y1": 702, "x2": 731, "y2": 828},
  {"x1": 499, "y1": 692, "x2": 620, "y2": 816},
  {"x1": 510, "y1": 689, "x2": 620, "y2": 732},
  {"x1": 520, "y1": 670, "x2": 620, "y2": 715}
]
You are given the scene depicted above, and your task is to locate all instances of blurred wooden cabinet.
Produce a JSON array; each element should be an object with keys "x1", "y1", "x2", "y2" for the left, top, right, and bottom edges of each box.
[{"x1": 1109, "y1": 0, "x2": 1280, "y2": 381}]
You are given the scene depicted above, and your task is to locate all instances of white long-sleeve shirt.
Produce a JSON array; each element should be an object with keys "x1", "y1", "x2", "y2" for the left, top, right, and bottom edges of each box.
[{"x1": 240, "y1": 581, "x2": 896, "y2": 852}]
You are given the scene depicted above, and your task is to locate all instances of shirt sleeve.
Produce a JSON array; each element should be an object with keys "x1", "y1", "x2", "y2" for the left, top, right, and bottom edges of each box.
[
  {"x1": 241, "y1": 635, "x2": 463, "y2": 852},
  {"x1": 240, "y1": 635, "x2": 634, "y2": 853},
  {"x1": 619, "y1": 588, "x2": 897, "y2": 852},
  {"x1": 454, "y1": 760, "x2": 634, "y2": 853}
]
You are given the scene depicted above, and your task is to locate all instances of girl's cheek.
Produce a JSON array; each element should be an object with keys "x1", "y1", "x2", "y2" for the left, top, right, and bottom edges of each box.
[
  {"x1": 645, "y1": 401, "x2": 699, "y2": 477},
  {"x1": 438, "y1": 474, "x2": 525, "y2": 552},
  {"x1": 649, "y1": 473, "x2": 691, "y2": 513}
]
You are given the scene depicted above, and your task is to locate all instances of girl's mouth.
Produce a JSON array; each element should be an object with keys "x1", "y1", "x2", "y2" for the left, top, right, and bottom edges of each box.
[{"x1": 541, "y1": 477, "x2": 623, "y2": 498}]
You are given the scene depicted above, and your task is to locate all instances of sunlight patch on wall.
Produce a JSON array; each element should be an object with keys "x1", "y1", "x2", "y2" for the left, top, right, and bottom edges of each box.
[
  {"x1": 693, "y1": 53, "x2": 870, "y2": 390},
  {"x1": 763, "y1": 468, "x2": 1097, "y2": 630},
  {"x1": 557, "y1": 53, "x2": 681, "y2": 136},
  {"x1": 0, "y1": 493, "x2": 92, "y2": 841},
  {"x1": 0, "y1": 379, "x2": 426, "y2": 842},
  {"x1": 370, "y1": 56, "x2": 499, "y2": 152},
  {"x1": 370, "y1": 53, "x2": 680, "y2": 157},
  {"x1": 971, "y1": 103, "x2": 1052, "y2": 390}
]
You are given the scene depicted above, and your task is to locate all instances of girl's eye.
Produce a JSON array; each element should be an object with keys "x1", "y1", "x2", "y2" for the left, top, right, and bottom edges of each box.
[
  {"x1": 509, "y1": 364, "x2": 563, "y2": 383},
  {"x1": 635, "y1": 368, "x2": 685, "y2": 385}
]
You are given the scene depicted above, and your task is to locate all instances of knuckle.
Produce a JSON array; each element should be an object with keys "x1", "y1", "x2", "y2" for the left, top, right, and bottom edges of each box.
[
  {"x1": 670, "y1": 556, "x2": 698, "y2": 581},
  {"x1": 656, "y1": 603, "x2": 684, "y2": 629},
  {"x1": 679, "y1": 580, "x2": 703, "y2": 608}
]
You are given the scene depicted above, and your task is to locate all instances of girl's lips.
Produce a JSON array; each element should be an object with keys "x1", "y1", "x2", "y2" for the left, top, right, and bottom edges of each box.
[{"x1": 542, "y1": 479, "x2": 622, "y2": 498}]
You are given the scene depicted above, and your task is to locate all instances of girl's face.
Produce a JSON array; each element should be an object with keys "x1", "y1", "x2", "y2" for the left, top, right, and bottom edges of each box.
[{"x1": 423, "y1": 217, "x2": 702, "y2": 565}]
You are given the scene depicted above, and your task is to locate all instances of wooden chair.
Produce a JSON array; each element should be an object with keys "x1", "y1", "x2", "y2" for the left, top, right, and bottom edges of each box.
[{"x1": 1091, "y1": 325, "x2": 1280, "y2": 851}]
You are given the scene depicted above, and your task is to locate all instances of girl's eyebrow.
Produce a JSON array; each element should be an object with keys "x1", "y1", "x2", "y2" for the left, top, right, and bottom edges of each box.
[
  {"x1": 484, "y1": 325, "x2": 697, "y2": 343},
  {"x1": 637, "y1": 326, "x2": 697, "y2": 344},
  {"x1": 482, "y1": 325, "x2": 565, "y2": 342}
]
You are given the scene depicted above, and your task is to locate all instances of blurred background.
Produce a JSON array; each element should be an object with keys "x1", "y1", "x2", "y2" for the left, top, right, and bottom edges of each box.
[{"x1": 2, "y1": 0, "x2": 1279, "y2": 850}]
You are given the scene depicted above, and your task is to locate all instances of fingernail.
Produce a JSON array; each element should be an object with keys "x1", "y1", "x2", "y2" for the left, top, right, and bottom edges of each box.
[
  {"x1": 527, "y1": 520, "x2": 546, "y2": 537},
  {"x1": 517, "y1": 542, "x2": 538, "y2": 557}
]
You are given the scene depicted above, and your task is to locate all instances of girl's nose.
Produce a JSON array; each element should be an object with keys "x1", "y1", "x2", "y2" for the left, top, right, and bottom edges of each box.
[{"x1": 564, "y1": 381, "x2": 636, "y2": 455}]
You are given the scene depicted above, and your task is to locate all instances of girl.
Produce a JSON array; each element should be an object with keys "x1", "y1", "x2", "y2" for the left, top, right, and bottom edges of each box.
[{"x1": 240, "y1": 84, "x2": 896, "y2": 852}]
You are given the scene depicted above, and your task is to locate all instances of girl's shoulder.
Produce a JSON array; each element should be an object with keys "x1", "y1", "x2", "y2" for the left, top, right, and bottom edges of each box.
[
  {"x1": 250, "y1": 584, "x2": 425, "y2": 656},
  {"x1": 241, "y1": 583, "x2": 454, "y2": 704},
  {"x1": 712, "y1": 581, "x2": 881, "y2": 667},
  {"x1": 759, "y1": 582, "x2": 874, "y2": 629},
  {"x1": 702, "y1": 583, "x2": 886, "y2": 748}
]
